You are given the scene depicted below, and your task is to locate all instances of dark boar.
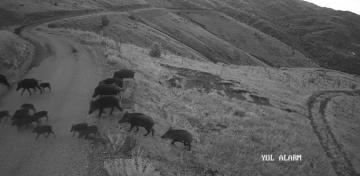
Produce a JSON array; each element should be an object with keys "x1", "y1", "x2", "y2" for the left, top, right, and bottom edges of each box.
[
  {"x1": 27, "y1": 115, "x2": 40, "y2": 126},
  {"x1": 16, "y1": 78, "x2": 42, "y2": 95},
  {"x1": 78, "y1": 125, "x2": 100, "y2": 139},
  {"x1": 161, "y1": 127, "x2": 198, "y2": 151},
  {"x1": 0, "y1": 74, "x2": 10, "y2": 88},
  {"x1": 12, "y1": 118, "x2": 32, "y2": 131},
  {"x1": 12, "y1": 108, "x2": 30, "y2": 121},
  {"x1": 21, "y1": 103, "x2": 36, "y2": 112},
  {"x1": 118, "y1": 111, "x2": 155, "y2": 136},
  {"x1": 92, "y1": 84, "x2": 123, "y2": 98},
  {"x1": 99, "y1": 78, "x2": 123, "y2": 88},
  {"x1": 88, "y1": 96, "x2": 123, "y2": 117},
  {"x1": 39, "y1": 82, "x2": 51, "y2": 91},
  {"x1": 113, "y1": 69, "x2": 135, "y2": 80},
  {"x1": 33, "y1": 111, "x2": 48, "y2": 122},
  {"x1": 32, "y1": 125, "x2": 56, "y2": 139},
  {"x1": 0, "y1": 110, "x2": 11, "y2": 123},
  {"x1": 70, "y1": 123, "x2": 88, "y2": 137}
]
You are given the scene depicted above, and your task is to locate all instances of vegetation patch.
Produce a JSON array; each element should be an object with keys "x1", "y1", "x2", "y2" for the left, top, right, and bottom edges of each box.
[{"x1": 0, "y1": 30, "x2": 34, "y2": 95}]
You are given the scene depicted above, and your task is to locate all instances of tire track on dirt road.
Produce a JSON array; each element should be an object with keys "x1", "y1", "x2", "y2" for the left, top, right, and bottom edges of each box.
[{"x1": 306, "y1": 90, "x2": 360, "y2": 176}]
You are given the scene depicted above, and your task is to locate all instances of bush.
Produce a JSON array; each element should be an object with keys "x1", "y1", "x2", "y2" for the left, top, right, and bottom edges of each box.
[
  {"x1": 103, "y1": 148, "x2": 160, "y2": 176},
  {"x1": 129, "y1": 15, "x2": 136, "y2": 20},
  {"x1": 47, "y1": 23, "x2": 57, "y2": 28},
  {"x1": 103, "y1": 129, "x2": 124, "y2": 153},
  {"x1": 101, "y1": 16, "x2": 110, "y2": 27},
  {"x1": 149, "y1": 42, "x2": 162, "y2": 58},
  {"x1": 350, "y1": 84, "x2": 357, "y2": 89}
]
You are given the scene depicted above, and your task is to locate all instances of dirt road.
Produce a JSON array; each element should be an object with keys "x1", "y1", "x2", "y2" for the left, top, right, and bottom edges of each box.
[
  {"x1": 0, "y1": 24, "x2": 103, "y2": 176},
  {"x1": 306, "y1": 90, "x2": 360, "y2": 176}
]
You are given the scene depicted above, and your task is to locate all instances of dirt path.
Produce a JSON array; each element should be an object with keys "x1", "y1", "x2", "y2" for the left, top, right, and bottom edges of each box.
[
  {"x1": 0, "y1": 25, "x2": 103, "y2": 176},
  {"x1": 306, "y1": 90, "x2": 360, "y2": 176}
]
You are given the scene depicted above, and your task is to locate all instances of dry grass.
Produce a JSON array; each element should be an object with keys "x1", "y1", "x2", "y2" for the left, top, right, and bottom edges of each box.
[
  {"x1": 43, "y1": 27, "x2": 358, "y2": 175},
  {"x1": 149, "y1": 42, "x2": 162, "y2": 58},
  {"x1": 104, "y1": 148, "x2": 160, "y2": 176},
  {"x1": 327, "y1": 95, "x2": 360, "y2": 173}
]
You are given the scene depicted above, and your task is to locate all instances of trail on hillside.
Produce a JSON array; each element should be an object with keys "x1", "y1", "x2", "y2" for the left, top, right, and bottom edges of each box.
[
  {"x1": 306, "y1": 90, "x2": 360, "y2": 176},
  {"x1": 0, "y1": 24, "x2": 103, "y2": 175}
]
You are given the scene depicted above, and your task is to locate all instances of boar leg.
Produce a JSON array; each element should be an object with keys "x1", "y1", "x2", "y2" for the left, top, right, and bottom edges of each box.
[
  {"x1": 144, "y1": 127, "x2": 151, "y2": 136},
  {"x1": 128, "y1": 124, "x2": 135, "y2": 132},
  {"x1": 109, "y1": 107, "x2": 115, "y2": 115},
  {"x1": 27, "y1": 88, "x2": 32, "y2": 95},
  {"x1": 21, "y1": 88, "x2": 26, "y2": 95}
]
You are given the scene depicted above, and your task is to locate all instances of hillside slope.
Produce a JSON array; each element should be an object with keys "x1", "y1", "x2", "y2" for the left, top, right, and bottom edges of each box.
[{"x1": 206, "y1": 0, "x2": 360, "y2": 74}]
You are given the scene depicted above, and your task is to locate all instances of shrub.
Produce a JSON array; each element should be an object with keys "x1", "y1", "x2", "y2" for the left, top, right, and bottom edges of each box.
[
  {"x1": 103, "y1": 148, "x2": 160, "y2": 176},
  {"x1": 107, "y1": 55, "x2": 121, "y2": 65},
  {"x1": 101, "y1": 16, "x2": 110, "y2": 28},
  {"x1": 47, "y1": 23, "x2": 57, "y2": 28},
  {"x1": 103, "y1": 129, "x2": 124, "y2": 153},
  {"x1": 129, "y1": 15, "x2": 136, "y2": 20},
  {"x1": 350, "y1": 84, "x2": 357, "y2": 89},
  {"x1": 149, "y1": 42, "x2": 162, "y2": 58}
]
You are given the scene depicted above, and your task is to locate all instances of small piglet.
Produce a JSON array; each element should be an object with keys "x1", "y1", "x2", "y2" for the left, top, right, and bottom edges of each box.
[
  {"x1": 78, "y1": 125, "x2": 100, "y2": 139},
  {"x1": 70, "y1": 123, "x2": 88, "y2": 137},
  {"x1": 32, "y1": 125, "x2": 56, "y2": 139},
  {"x1": 118, "y1": 111, "x2": 155, "y2": 137},
  {"x1": 39, "y1": 82, "x2": 51, "y2": 91},
  {"x1": 33, "y1": 111, "x2": 49, "y2": 122},
  {"x1": 0, "y1": 110, "x2": 11, "y2": 123},
  {"x1": 21, "y1": 103, "x2": 36, "y2": 112},
  {"x1": 161, "y1": 127, "x2": 198, "y2": 151}
]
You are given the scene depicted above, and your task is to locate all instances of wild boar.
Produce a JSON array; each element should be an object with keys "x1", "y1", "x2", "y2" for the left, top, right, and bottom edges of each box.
[
  {"x1": 12, "y1": 118, "x2": 32, "y2": 131},
  {"x1": 70, "y1": 123, "x2": 88, "y2": 137},
  {"x1": 21, "y1": 103, "x2": 36, "y2": 113},
  {"x1": 12, "y1": 108, "x2": 30, "y2": 121},
  {"x1": 39, "y1": 82, "x2": 51, "y2": 91},
  {"x1": 161, "y1": 127, "x2": 198, "y2": 151},
  {"x1": 118, "y1": 111, "x2": 155, "y2": 136},
  {"x1": 0, "y1": 74, "x2": 10, "y2": 88},
  {"x1": 113, "y1": 69, "x2": 135, "y2": 80},
  {"x1": 92, "y1": 84, "x2": 123, "y2": 98},
  {"x1": 16, "y1": 78, "x2": 42, "y2": 95},
  {"x1": 99, "y1": 78, "x2": 123, "y2": 88},
  {"x1": 33, "y1": 111, "x2": 48, "y2": 122},
  {"x1": 0, "y1": 110, "x2": 11, "y2": 123},
  {"x1": 88, "y1": 96, "x2": 123, "y2": 117},
  {"x1": 32, "y1": 125, "x2": 56, "y2": 139},
  {"x1": 78, "y1": 125, "x2": 100, "y2": 139}
]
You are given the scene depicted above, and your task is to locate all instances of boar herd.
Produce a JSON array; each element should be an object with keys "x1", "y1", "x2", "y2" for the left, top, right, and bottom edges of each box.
[{"x1": 0, "y1": 69, "x2": 198, "y2": 151}]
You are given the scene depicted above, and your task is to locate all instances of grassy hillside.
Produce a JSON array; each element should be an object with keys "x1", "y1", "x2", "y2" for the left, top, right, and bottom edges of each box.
[
  {"x1": 38, "y1": 25, "x2": 360, "y2": 175},
  {"x1": 327, "y1": 95, "x2": 360, "y2": 174},
  {"x1": 176, "y1": 9, "x2": 317, "y2": 67},
  {"x1": 203, "y1": 0, "x2": 360, "y2": 74},
  {"x1": 46, "y1": 7, "x2": 318, "y2": 67},
  {"x1": 0, "y1": 30, "x2": 34, "y2": 95},
  {"x1": 45, "y1": 12, "x2": 208, "y2": 62}
]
